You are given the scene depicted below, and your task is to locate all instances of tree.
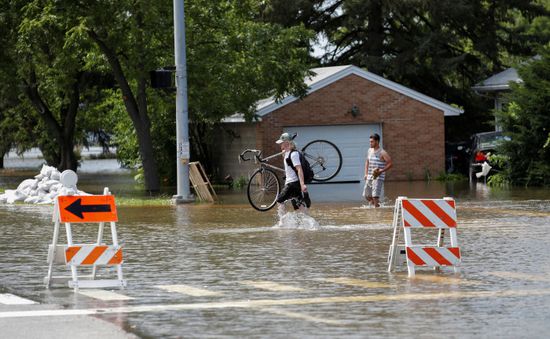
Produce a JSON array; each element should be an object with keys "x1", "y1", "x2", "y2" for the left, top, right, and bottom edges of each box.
[
  {"x1": 0, "y1": 0, "x2": 32, "y2": 168},
  {"x1": 0, "y1": 0, "x2": 108, "y2": 171},
  {"x1": 58, "y1": 0, "x2": 175, "y2": 192},
  {"x1": 261, "y1": 0, "x2": 549, "y2": 141},
  {"x1": 58, "y1": 0, "x2": 313, "y2": 190},
  {"x1": 183, "y1": 0, "x2": 313, "y2": 177},
  {"x1": 496, "y1": 48, "x2": 550, "y2": 186}
]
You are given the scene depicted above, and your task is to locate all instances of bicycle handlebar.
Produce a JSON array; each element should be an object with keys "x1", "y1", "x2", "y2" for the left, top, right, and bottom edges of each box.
[
  {"x1": 239, "y1": 132, "x2": 298, "y2": 163},
  {"x1": 239, "y1": 149, "x2": 262, "y2": 163}
]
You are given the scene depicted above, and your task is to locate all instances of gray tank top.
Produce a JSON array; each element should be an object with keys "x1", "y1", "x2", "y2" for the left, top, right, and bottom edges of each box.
[{"x1": 367, "y1": 148, "x2": 386, "y2": 180}]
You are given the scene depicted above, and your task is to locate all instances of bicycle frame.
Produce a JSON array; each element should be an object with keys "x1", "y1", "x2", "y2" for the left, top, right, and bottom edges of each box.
[
  {"x1": 239, "y1": 149, "x2": 285, "y2": 173},
  {"x1": 240, "y1": 138, "x2": 342, "y2": 211}
]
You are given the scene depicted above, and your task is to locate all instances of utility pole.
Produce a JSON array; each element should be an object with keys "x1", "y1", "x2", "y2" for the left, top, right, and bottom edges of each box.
[{"x1": 172, "y1": 0, "x2": 193, "y2": 203}]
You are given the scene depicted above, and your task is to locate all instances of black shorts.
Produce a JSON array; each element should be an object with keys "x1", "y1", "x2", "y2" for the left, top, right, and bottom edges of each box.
[{"x1": 276, "y1": 181, "x2": 301, "y2": 204}]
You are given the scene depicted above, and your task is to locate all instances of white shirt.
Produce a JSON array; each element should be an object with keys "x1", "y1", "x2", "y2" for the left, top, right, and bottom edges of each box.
[{"x1": 284, "y1": 150, "x2": 301, "y2": 184}]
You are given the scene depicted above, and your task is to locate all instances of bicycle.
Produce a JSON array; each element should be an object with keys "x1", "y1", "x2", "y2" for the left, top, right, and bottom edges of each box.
[{"x1": 239, "y1": 134, "x2": 342, "y2": 211}]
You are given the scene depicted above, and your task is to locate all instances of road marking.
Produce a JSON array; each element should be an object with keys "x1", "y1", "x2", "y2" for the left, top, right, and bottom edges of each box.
[
  {"x1": 77, "y1": 289, "x2": 134, "y2": 301},
  {"x1": 487, "y1": 271, "x2": 550, "y2": 282},
  {"x1": 239, "y1": 280, "x2": 305, "y2": 292},
  {"x1": 410, "y1": 275, "x2": 482, "y2": 285},
  {"x1": 2, "y1": 288, "x2": 550, "y2": 319},
  {"x1": 320, "y1": 277, "x2": 390, "y2": 289},
  {"x1": 0, "y1": 293, "x2": 37, "y2": 305},
  {"x1": 256, "y1": 307, "x2": 344, "y2": 325},
  {"x1": 156, "y1": 284, "x2": 223, "y2": 297}
]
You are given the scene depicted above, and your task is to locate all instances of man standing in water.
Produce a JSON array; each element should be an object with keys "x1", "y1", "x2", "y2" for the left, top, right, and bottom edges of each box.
[
  {"x1": 363, "y1": 133, "x2": 392, "y2": 207},
  {"x1": 275, "y1": 132, "x2": 311, "y2": 213}
]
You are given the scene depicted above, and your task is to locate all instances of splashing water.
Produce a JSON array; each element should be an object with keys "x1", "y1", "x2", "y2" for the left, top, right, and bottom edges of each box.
[{"x1": 274, "y1": 204, "x2": 320, "y2": 230}]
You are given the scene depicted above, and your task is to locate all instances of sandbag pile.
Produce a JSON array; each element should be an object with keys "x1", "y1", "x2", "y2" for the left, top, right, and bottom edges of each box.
[{"x1": 0, "y1": 165, "x2": 88, "y2": 204}]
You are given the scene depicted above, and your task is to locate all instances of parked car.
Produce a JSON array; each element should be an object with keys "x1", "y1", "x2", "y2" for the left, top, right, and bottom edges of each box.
[{"x1": 468, "y1": 131, "x2": 510, "y2": 182}]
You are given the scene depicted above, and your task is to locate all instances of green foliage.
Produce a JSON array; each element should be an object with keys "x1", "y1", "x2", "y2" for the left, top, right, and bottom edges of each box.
[
  {"x1": 487, "y1": 173, "x2": 510, "y2": 187},
  {"x1": 496, "y1": 45, "x2": 550, "y2": 186},
  {"x1": 0, "y1": 0, "x2": 120, "y2": 170},
  {"x1": 186, "y1": 1, "x2": 314, "y2": 122},
  {"x1": 234, "y1": 175, "x2": 248, "y2": 189},
  {"x1": 487, "y1": 153, "x2": 509, "y2": 169},
  {"x1": 262, "y1": 0, "x2": 550, "y2": 141},
  {"x1": 72, "y1": 0, "x2": 312, "y2": 188},
  {"x1": 2, "y1": 0, "x2": 549, "y2": 190},
  {"x1": 436, "y1": 173, "x2": 467, "y2": 182},
  {"x1": 114, "y1": 196, "x2": 175, "y2": 206}
]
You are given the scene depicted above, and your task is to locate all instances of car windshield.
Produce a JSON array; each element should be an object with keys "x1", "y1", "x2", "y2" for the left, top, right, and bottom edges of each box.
[{"x1": 477, "y1": 132, "x2": 510, "y2": 150}]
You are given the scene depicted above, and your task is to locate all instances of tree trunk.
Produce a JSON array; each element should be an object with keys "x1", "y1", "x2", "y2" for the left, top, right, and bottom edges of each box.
[
  {"x1": 0, "y1": 140, "x2": 11, "y2": 169},
  {"x1": 23, "y1": 69, "x2": 79, "y2": 172},
  {"x1": 89, "y1": 30, "x2": 160, "y2": 193},
  {"x1": 365, "y1": 0, "x2": 385, "y2": 75},
  {"x1": 58, "y1": 78, "x2": 80, "y2": 171},
  {"x1": 59, "y1": 138, "x2": 77, "y2": 171}
]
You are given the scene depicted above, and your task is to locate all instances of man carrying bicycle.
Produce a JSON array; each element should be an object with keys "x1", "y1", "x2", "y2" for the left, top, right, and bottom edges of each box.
[{"x1": 275, "y1": 132, "x2": 311, "y2": 212}]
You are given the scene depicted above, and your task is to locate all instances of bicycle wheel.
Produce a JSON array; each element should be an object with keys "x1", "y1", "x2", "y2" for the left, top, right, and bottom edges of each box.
[
  {"x1": 301, "y1": 140, "x2": 342, "y2": 181},
  {"x1": 247, "y1": 168, "x2": 281, "y2": 211}
]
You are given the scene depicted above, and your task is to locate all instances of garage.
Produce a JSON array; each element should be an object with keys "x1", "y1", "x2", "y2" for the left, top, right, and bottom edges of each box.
[
  {"x1": 218, "y1": 65, "x2": 462, "y2": 182},
  {"x1": 283, "y1": 124, "x2": 382, "y2": 182}
]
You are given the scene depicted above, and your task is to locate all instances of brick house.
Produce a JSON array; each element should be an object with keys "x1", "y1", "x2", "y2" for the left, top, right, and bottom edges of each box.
[{"x1": 215, "y1": 65, "x2": 463, "y2": 182}]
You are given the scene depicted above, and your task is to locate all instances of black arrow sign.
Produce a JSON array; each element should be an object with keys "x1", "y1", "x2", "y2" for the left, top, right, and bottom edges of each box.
[{"x1": 65, "y1": 198, "x2": 112, "y2": 219}]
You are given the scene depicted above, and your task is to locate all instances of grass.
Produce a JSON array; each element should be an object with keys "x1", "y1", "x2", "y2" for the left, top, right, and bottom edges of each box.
[
  {"x1": 115, "y1": 195, "x2": 180, "y2": 206},
  {"x1": 435, "y1": 173, "x2": 468, "y2": 182},
  {"x1": 0, "y1": 193, "x2": 195, "y2": 207}
]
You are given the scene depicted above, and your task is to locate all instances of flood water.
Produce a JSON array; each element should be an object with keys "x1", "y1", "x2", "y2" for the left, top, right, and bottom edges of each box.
[{"x1": 1, "y1": 159, "x2": 550, "y2": 338}]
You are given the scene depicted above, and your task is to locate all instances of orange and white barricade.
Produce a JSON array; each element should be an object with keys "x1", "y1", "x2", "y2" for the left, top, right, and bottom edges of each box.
[
  {"x1": 387, "y1": 196, "x2": 461, "y2": 277},
  {"x1": 44, "y1": 187, "x2": 126, "y2": 290}
]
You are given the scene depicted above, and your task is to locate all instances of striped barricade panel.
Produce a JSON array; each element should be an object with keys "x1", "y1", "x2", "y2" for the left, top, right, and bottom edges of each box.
[
  {"x1": 65, "y1": 245, "x2": 123, "y2": 266},
  {"x1": 406, "y1": 246, "x2": 461, "y2": 267},
  {"x1": 402, "y1": 199, "x2": 457, "y2": 228}
]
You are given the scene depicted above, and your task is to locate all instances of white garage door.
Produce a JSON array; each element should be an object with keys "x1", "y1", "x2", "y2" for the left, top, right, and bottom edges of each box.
[{"x1": 284, "y1": 124, "x2": 382, "y2": 182}]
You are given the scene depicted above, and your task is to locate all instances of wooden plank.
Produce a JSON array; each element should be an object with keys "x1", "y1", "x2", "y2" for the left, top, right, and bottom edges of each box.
[{"x1": 189, "y1": 162, "x2": 216, "y2": 202}]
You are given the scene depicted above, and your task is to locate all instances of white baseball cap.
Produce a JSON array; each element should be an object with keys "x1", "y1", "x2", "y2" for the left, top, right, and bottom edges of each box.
[{"x1": 275, "y1": 132, "x2": 292, "y2": 144}]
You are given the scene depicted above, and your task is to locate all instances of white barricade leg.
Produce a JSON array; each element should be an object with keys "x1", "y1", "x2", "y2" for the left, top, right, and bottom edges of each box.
[
  {"x1": 65, "y1": 222, "x2": 80, "y2": 290},
  {"x1": 45, "y1": 220, "x2": 61, "y2": 288},
  {"x1": 434, "y1": 228, "x2": 445, "y2": 272},
  {"x1": 387, "y1": 198, "x2": 403, "y2": 272},
  {"x1": 450, "y1": 228, "x2": 460, "y2": 273},
  {"x1": 92, "y1": 221, "x2": 105, "y2": 279},
  {"x1": 404, "y1": 228, "x2": 415, "y2": 277},
  {"x1": 110, "y1": 220, "x2": 125, "y2": 288},
  {"x1": 93, "y1": 187, "x2": 109, "y2": 281}
]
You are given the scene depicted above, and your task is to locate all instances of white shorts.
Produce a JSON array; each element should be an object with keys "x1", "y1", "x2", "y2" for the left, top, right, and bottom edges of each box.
[{"x1": 363, "y1": 179, "x2": 384, "y2": 199}]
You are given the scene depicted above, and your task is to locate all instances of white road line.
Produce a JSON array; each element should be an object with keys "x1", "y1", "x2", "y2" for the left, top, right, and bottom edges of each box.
[
  {"x1": 77, "y1": 289, "x2": 134, "y2": 301},
  {"x1": 0, "y1": 293, "x2": 37, "y2": 305},
  {"x1": 2, "y1": 288, "x2": 550, "y2": 319},
  {"x1": 320, "y1": 277, "x2": 390, "y2": 289},
  {"x1": 156, "y1": 284, "x2": 223, "y2": 297},
  {"x1": 487, "y1": 271, "x2": 550, "y2": 282},
  {"x1": 256, "y1": 307, "x2": 344, "y2": 325},
  {"x1": 239, "y1": 280, "x2": 305, "y2": 292}
]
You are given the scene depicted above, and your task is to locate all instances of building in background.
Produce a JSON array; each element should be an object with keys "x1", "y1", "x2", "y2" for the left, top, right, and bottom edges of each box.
[{"x1": 216, "y1": 65, "x2": 463, "y2": 183}]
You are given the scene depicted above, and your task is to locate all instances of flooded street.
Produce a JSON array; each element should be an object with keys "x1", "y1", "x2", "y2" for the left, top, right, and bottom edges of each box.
[{"x1": 1, "y1": 163, "x2": 550, "y2": 337}]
